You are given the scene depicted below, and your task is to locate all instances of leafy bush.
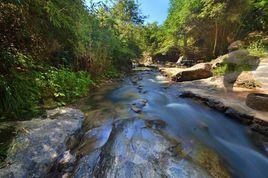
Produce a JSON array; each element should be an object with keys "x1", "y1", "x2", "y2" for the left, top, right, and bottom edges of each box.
[
  {"x1": 0, "y1": 72, "x2": 39, "y2": 118},
  {"x1": 212, "y1": 63, "x2": 228, "y2": 76},
  {"x1": 247, "y1": 40, "x2": 267, "y2": 57},
  {"x1": 104, "y1": 67, "x2": 122, "y2": 78},
  {"x1": 0, "y1": 65, "x2": 93, "y2": 119},
  {"x1": 36, "y1": 68, "x2": 93, "y2": 104},
  {"x1": 213, "y1": 58, "x2": 255, "y2": 76}
]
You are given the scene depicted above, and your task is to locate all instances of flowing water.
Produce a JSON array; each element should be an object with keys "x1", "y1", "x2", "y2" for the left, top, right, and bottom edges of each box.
[{"x1": 72, "y1": 68, "x2": 268, "y2": 178}]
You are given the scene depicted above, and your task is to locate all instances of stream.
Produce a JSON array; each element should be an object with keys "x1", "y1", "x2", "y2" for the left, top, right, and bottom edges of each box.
[{"x1": 60, "y1": 67, "x2": 268, "y2": 178}]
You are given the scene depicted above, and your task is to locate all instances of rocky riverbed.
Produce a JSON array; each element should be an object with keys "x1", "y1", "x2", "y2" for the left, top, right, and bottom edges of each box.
[
  {"x1": 159, "y1": 55, "x2": 268, "y2": 127},
  {"x1": 1, "y1": 68, "x2": 268, "y2": 178}
]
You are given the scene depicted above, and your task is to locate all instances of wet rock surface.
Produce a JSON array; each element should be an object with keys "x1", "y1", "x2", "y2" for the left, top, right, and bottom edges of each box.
[
  {"x1": 0, "y1": 108, "x2": 84, "y2": 178},
  {"x1": 130, "y1": 99, "x2": 148, "y2": 113},
  {"x1": 72, "y1": 119, "x2": 212, "y2": 178}
]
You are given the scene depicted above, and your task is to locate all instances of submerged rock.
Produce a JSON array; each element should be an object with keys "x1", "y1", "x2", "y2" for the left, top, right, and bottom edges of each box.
[
  {"x1": 131, "y1": 105, "x2": 142, "y2": 113},
  {"x1": 130, "y1": 99, "x2": 148, "y2": 113},
  {"x1": 0, "y1": 108, "x2": 84, "y2": 178},
  {"x1": 131, "y1": 76, "x2": 142, "y2": 84},
  {"x1": 145, "y1": 119, "x2": 166, "y2": 129}
]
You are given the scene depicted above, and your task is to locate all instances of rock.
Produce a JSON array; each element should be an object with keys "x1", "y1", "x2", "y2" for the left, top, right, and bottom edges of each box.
[
  {"x1": 176, "y1": 56, "x2": 184, "y2": 65},
  {"x1": 51, "y1": 150, "x2": 76, "y2": 173},
  {"x1": 131, "y1": 105, "x2": 142, "y2": 113},
  {"x1": 131, "y1": 76, "x2": 142, "y2": 84},
  {"x1": 145, "y1": 119, "x2": 166, "y2": 129},
  {"x1": 0, "y1": 108, "x2": 84, "y2": 178},
  {"x1": 210, "y1": 54, "x2": 228, "y2": 69},
  {"x1": 172, "y1": 63, "x2": 213, "y2": 82},
  {"x1": 73, "y1": 119, "x2": 212, "y2": 178},
  {"x1": 224, "y1": 72, "x2": 241, "y2": 84},
  {"x1": 228, "y1": 40, "x2": 244, "y2": 52},
  {"x1": 165, "y1": 62, "x2": 176, "y2": 67},
  {"x1": 250, "y1": 124, "x2": 268, "y2": 136},
  {"x1": 225, "y1": 49, "x2": 250, "y2": 65},
  {"x1": 77, "y1": 121, "x2": 113, "y2": 156},
  {"x1": 176, "y1": 56, "x2": 196, "y2": 67},
  {"x1": 133, "y1": 99, "x2": 148, "y2": 107},
  {"x1": 246, "y1": 93, "x2": 268, "y2": 111},
  {"x1": 130, "y1": 99, "x2": 148, "y2": 113},
  {"x1": 137, "y1": 85, "x2": 143, "y2": 90},
  {"x1": 198, "y1": 122, "x2": 209, "y2": 132},
  {"x1": 235, "y1": 71, "x2": 261, "y2": 89}
]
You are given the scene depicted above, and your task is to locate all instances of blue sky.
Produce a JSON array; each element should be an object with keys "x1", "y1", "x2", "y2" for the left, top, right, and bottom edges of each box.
[{"x1": 86, "y1": 0, "x2": 169, "y2": 24}]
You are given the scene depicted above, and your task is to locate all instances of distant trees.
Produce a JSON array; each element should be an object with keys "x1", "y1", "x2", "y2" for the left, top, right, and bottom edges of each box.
[{"x1": 142, "y1": 0, "x2": 267, "y2": 61}]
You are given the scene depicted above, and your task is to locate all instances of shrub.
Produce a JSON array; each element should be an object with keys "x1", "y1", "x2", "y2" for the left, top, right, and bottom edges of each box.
[
  {"x1": 36, "y1": 68, "x2": 93, "y2": 105},
  {"x1": 0, "y1": 65, "x2": 93, "y2": 119},
  {"x1": 247, "y1": 40, "x2": 268, "y2": 57},
  {"x1": 213, "y1": 55, "x2": 257, "y2": 76},
  {"x1": 212, "y1": 63, "x2": 228, "y2": 76}
]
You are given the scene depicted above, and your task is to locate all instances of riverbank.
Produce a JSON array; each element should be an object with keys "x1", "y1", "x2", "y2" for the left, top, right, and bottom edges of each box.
[
  {"x1": 1, "y1": 68, "x2": 268, "y2": 177},
  {"x1": 158, "y1": 57, "x2": 268, "y2": 135}
]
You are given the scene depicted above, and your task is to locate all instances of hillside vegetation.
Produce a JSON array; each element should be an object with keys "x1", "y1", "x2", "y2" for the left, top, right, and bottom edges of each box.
[
  {"x1": 0, "y1": 0, "x2": 145, "y2": 119},
  {"x1": 141, "y1": 0, "x2": 267, "y2": 60},
  {"x1": 1, "y1": 0, "x2": 267, "y2": 119}
]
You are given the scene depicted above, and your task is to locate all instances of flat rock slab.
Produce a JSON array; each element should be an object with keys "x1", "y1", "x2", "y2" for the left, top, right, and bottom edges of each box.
[
  {"x1": 72, "y1": 119, "x2": 212, "y2": 178},
  {"x1": 253, "y1": 57, "x2": 268, "y2": 90},
  {"x1": 0, "y1": 108, "x2": 84, "y2": 178}
]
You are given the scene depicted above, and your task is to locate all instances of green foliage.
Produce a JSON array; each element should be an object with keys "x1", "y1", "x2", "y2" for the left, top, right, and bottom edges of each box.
[
  {"x1": 213, "y1": 58, "x2": 256, "y2": 76},
  {"x1": 212, "y1": 64, "x2": 228, "y2": 76},
  {"x1": 36, "y1": 68, "x2": 93, "y2": 103},
  {"x1": 247, "y1": 40, "x2": 267, "y2": 57},
  {"x1": 0, "y1": 0, "x2": 145, "y2": 119},
  {"x1": 0, "y1": 66, "x2": 93, "y2": 118},
  {"x1": 104, "y1": 67, "x2": 122, "y2": 78},
  {"x1": 142, "y1": 0, "x2": 267, "y2": 61}
]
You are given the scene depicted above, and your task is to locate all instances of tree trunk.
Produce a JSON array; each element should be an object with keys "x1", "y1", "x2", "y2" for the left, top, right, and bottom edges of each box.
[
  {"x1": 213, "y1": 21, "x2": 218, "y2": 57},
  {"x1": 183, "y1": 33, "x2": 188, "y2": 56}
]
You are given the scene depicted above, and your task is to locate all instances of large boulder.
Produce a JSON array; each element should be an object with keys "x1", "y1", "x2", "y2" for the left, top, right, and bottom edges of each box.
[
  {"x1": 228, "y1": 40, "x2": 244, "y2": 52},
  {"x1": 172, "y1": 63, "x2": 213, "y2": 82},
  {"x1": 225, "y1": 49, "x2": 250, "y2": 65},
  {"x1": 0, "y1": 108, "x2": 84, "y2": 178}
]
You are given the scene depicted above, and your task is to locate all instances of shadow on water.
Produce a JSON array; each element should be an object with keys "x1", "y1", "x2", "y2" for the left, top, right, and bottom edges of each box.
[{"x1": 78, "y1": 68, "x2": 268, "y2": 178}]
